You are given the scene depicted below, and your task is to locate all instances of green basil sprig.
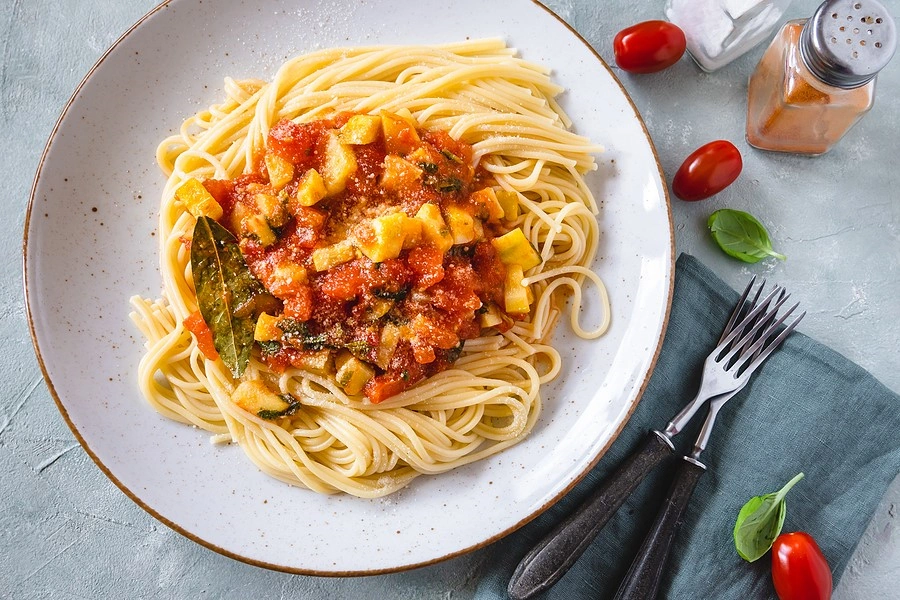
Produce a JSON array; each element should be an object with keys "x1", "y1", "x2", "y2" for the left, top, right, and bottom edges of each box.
[
  {"x1": 190, "y1": 216, "x2": 266, "y2": 378},
  {"x1": 733, "y1": 472, "x2": 805, "y2": 562},
  {"x1": 708, "y1": 208, "x2": 786, "y2": 264}
]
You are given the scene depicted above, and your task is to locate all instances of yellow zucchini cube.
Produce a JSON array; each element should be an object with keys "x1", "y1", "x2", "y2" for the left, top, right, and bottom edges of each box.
[
  {"x1": 414, "y1": 203, "x2": 453, "y2": 253},
  {"x1": 334, "y1": 351, "x2": 375, "y2": 396},
  {"x1": 444, "y1": 205, "x2": 478, "y2": 245},
  {"x1": 470, "y1": 188, "x2": 505, "y2": 222},
  {"x1": 479, "y1": 303, "x2": 504, "y2": 328},
  {"x1": 254, "y1": 313, "x2": 282, "y2": 342},
  {"x1": 322, "y1": 131, "x2": 357, "y2": 196},
  {"x1": 264, "y1": 152, "x2": 295, "y2": 190},
  {"x1": 381, "y1": 111, "x2": 421, "y2": 156},
  {"x1": 355, "y1": 212, "x2": 410, "y2": 263},
  {"x1": 255, "y1": 192, "x2": 289, "y2": 228},
  {"x1": 293, "y1": 349, "x2": 334, "y2": 376},
  {"x1": 381, "y1": 155, "x2": 423, "y2": 191},
  {"x1": 242, "y1": 213, "x2": 277, "y2": 247},
  {"x1": 340, "y1": 115, "x2": 382, "y2": 145},
  {"x1": 175, "y1": 178, "x2": 223, "y2": 220},
  {"x1": 491, "y1": 228, "x2": 541, "y2": 270},
  {"x1": 375, "y1": 323, "x2": 402, "y2": 369},
  {"x1": 293, "y1": 168, "x2": 328, "y2": 209},
  {"x1": 232, "y1": 380, "x2": 292, "y2": 416},
  {"x1": 495, "y1": 189, "x2": 520, "y2": 220},
  {"x1": 312, "y1": 240, "x2": 357, "y2": 272},
  {"x1": 504, "y1": 264, "x2": 531, "y2": 314}
]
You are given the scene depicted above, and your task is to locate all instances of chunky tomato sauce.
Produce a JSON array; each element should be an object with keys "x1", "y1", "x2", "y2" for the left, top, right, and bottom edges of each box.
[{"x1": 198, "y1": 113, "x2": 521, "y2": 402}]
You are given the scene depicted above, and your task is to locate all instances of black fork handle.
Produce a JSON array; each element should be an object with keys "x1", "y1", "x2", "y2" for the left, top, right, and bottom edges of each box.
[
  {"x1": 507, "y1": 430, "x2": 676, "y2": 600},
  {"x1": 613, "y1": 456, "x2": 707, "y2": 600}
]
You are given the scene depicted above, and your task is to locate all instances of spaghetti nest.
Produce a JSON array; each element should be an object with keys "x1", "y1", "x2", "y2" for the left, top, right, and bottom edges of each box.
[{"x1": 130, "y1": 39, "x2": 609, "y2": 498}]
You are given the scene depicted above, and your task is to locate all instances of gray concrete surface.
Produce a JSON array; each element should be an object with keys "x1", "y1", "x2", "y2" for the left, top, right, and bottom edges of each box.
[{"x1": 2, "y1": 0, "x2": 897, "y2": 598}]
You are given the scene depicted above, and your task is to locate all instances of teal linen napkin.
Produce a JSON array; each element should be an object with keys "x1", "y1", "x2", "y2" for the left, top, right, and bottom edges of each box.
[{"x1": 474, "y1": 253, "x2": 900, "y2": 599}]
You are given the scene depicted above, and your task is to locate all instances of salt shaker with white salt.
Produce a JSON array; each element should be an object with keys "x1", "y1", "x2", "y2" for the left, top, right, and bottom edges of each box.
[{"x1": 665, "y1": 0, "x2": 794, "y2": 71}]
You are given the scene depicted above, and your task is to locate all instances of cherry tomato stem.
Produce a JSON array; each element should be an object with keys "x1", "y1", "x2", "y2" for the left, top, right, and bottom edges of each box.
[
  {"x1": 672, "y1": 140, "x2": 743, "y2": 201},
  {"x1": 614, "y1": 20, "x2": 686, "y2": 74},
  {"x1": 772, "y1": 532, "x2": 833, "y2": 600}
]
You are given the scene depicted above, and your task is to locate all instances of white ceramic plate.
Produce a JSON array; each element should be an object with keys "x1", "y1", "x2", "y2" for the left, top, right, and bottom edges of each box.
[{"x1": 25, "y1": 0, "x2": 673, "y2": 574}]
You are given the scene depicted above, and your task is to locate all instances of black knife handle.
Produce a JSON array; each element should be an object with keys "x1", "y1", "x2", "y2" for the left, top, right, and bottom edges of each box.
[
  {"x1": 507, "y1": 430, "x2": 676, "y2": 600},
  {"x1": 613, "y1": 456, "x2": 707, "y2": 600}
]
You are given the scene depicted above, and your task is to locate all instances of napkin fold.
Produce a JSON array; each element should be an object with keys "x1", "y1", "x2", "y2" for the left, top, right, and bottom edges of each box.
[{"x1": 474, "y1": 253, "x2": 900, "y2": 599}]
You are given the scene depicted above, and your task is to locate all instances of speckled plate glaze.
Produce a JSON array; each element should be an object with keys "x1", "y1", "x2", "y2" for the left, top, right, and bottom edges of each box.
[{"x1": 24, "y1": 0, "x2": 673, "y2": 574}]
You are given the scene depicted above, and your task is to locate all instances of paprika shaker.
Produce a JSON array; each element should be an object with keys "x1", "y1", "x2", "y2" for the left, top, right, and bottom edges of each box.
[{"x1": 746, "y1": 0, "x2": 896, "y2": 155}]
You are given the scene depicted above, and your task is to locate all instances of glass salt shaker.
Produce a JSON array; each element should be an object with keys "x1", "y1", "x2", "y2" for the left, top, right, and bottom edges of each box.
[
  {"x1": 666, "y1": 0, "x2": 794, "y2": 71},
  {"x1": 746, "y1": 0, "x2": 896, "y2": 155}
]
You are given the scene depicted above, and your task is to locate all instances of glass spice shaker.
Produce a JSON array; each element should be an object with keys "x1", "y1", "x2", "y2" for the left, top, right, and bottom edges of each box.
[
  {"x1": 746, "y1": 0, "x2": 897, "y2": 155},
  {"x1": 665, "y1": 0, "x2": 794, "y2": 72}
]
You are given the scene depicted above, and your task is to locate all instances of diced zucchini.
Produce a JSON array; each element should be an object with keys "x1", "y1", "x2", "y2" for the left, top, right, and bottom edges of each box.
[
  {"x1": 264, "y1": 152, "x2": 294, "y2": 190},
  {"x1": 470, "y1": 188, "x2": 504, "y2": 222},
  {"x1": 368, "y1": 299, "x2": 394, "y2": 321},
  {"x1": 479, "y1": 303, "x2": 504, "y2": 328},
  {"x1": 491, "y1": 228, "x2": 541, "y2": 270},
  {"x1": 340, "y1": 115, "x2": 382, "y2": 145},
  {"x1": 255, "y1": 192, "x2": 289, "y2": 227},
  {"x1": 381, "y1": 155, "x2": 423, "y2": 191},
  {"x1": 254, "y1": 313, "x2": 282, "y2": 342},
  {"x1": 374, "y1": 323, "x2": 402, "y2": 369},
  {"x1": 312, "y1": 240, "x2": 356, "y2": 272},
  {"x1": 444, "y1": 205, "x2": 478, "y2": 245},
  {"x1": 293, "y1": 349, "x2": 334, "y2": 376},
  {"x1": 334, "y1": 351, "x2": 375, "y2": 396},
  {"x1": 495, "y1": 189, "x2": 520, "y2": 220},
  {"x1": 268, "y1": 262, "x2": 308, "y2": 297},
  {"x1": 232, "y1": 380, "x2": 292, "y2": 416},
  {"x1": 355, "y1": 212, "x2": 416, "y2": 263},
  {"x1": 381, "y1": 111, "x2": 421, "y2": 156},
  {"x1": 504, "y1": 264, "x2": 531, "y2": 314},
  {"x1": 414, "y1": 203, "x2": 453, "y2": 253},
  {"x1": 242, "y1": 213, "x2": 277, "y2": 247},
  {"x1": 322, "y1": 131, "x2": 357, "y2": 196},
  {"x1": 175, "y1": 178, "x2": 223, "y2": 220},
  {"x1": 294, "y1": 168, "x2": 328, "y2": 209}
]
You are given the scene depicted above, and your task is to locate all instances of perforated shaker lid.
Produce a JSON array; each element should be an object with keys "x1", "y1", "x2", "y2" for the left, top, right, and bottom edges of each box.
[{"x1": 800, "y1": 0, "x2": 897, "y2": 88}]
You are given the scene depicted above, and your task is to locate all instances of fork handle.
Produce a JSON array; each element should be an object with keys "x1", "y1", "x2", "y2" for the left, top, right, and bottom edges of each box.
[
  {"x1": 507, "y1": 430, "x2": 675, "y2": 600},
  {"x1": 613, "y1": 456, "x2": 707, "y2": 600}
]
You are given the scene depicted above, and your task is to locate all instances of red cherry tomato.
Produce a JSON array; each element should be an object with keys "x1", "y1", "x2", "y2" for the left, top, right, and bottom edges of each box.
[
  {"x1": 772, "y1": 532, "x2": 833, "y2": 600},
  {"x1": 613, "y1": 21, "x2": 686, "y2": 74},
  {"x1": 672, "y1": 140, "x2": 743, "y2": 201}
]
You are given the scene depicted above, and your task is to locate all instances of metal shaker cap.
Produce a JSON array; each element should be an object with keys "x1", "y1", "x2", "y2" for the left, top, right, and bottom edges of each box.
[{"x1": 800, "y1": 0, "x2": 897, "y2": 88}]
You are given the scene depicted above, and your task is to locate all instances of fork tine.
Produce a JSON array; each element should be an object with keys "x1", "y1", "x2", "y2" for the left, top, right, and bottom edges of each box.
[
  {"x1": 715, "y1": 285, "x2": 783, "y2": 353},
  {"x1": 717, "y1": 287, "x2": 787, "y2": 362},
  {"x1": 737, "y1": 287, "x2": 786, "y2": 360},
  {"x1": 737, "y1": 310, "x2": 806, "y2": 378},
  {"x1": 718, "y1": 275, "x2": 759, "y2": 344},
  {"x1": 733, "y1": 300, "x2": 799, "y2": 367}
]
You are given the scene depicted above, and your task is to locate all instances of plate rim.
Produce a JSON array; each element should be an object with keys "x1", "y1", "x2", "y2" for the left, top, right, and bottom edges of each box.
[{"x1": 22, "y1": 0, "x2": 675, "y2": 576}]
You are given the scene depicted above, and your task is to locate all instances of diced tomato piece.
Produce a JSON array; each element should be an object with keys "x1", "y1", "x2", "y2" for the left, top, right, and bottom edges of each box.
[
  {"x1": 202, "y1": 179, "x2": 236, "y2": 218},
  {"x1": 267, "y1": 119, "x2": 326, "y2": 167},
  {"x1": 319, "y1": 261, "x2": 366, "y2": 301},
  {"x1": 472, "y1": 242, "x2": 506, "y2": 304},
  {"x1": 183, "y1": 311, "x2": 219, "y2": 360},
  {"x1": 282, "y1": 285, "x2": 313, "y2": 321},
  {"x1": 365, "y1": 374, "x2": 410, "y2": 404},
  {"x1": 407, "y1": 246, "x2": 445, "y2": 289}
]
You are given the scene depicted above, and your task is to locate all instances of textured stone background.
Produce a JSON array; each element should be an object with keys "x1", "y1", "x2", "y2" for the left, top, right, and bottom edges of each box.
[{"x1": 3, "y1": 0, "x2": 897, "y2": 598}]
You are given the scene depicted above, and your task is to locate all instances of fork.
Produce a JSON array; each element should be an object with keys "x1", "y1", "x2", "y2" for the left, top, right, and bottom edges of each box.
[{"x1": 507, "y1": 277, "x2": 805, "y2": 600}]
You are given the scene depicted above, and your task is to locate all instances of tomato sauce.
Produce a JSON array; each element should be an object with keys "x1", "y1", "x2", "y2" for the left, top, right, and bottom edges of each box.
[{"x1": 204, "y1": 113, "x2": 516, "y2": 402}]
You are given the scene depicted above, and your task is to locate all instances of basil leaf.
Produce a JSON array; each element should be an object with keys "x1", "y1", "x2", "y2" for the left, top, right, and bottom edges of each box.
[
  {"x1": 707, "y1": 209, "x2": 786, "y2": 264},
  {"x1": 733, "y1": 472, "x2": 804, "y2": 562},
  {"x1": 190, "y1": 216, "x2": 266, "y2": 378}
]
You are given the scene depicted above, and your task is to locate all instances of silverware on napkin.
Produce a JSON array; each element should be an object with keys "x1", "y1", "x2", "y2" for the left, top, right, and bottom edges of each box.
[{"x1": 508, "y1": 276, "x2": 805, "y2": 600}]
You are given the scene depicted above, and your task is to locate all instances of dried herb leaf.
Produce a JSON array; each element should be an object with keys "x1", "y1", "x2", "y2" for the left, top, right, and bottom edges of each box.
[{"x1": 190, "y1": 216, "x2": 266, "y2": 377}]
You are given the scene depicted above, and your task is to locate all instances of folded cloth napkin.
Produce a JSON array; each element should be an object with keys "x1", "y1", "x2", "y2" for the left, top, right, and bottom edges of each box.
[{"x1": 474, "y1": 253, "x2": 900, "y2": 599}]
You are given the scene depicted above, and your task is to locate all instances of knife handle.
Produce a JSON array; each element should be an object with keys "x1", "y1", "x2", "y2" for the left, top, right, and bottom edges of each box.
[
  {"x1": 507, "y1": 430, "x2": 676, "y2": 600},
  {"x1": 613, "y1": 456, "x2": 707, "y2": 600}
]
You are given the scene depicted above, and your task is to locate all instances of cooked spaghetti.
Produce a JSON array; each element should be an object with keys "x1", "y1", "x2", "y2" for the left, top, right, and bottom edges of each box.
[{"x1": 130, "y1": 39, "x2": 609, "y2": 498}]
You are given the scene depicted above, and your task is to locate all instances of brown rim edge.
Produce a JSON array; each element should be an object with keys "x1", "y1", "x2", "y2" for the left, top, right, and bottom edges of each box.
[{"x1": 22, "y1": 0, "x2": 676, "y2": 578}]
